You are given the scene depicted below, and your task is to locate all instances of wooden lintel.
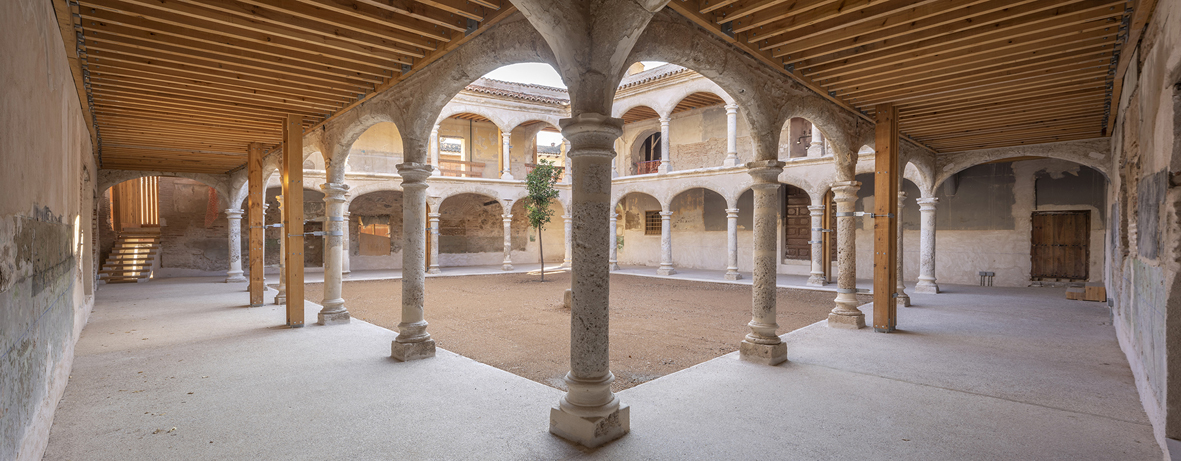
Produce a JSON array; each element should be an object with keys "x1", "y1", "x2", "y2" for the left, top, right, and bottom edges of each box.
[{"x1": 873, "y1": 103, "x2": 899, "y2": 333}]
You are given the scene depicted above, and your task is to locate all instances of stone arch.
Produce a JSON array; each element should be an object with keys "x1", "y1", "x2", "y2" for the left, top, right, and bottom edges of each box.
[
  {"x1": 612, "y1": 185, "x2": 666, "y2": 212},
  {"x1": 320, "y1": 103, "x2": 406, "y2": 182},
  {"x1": 666, "y1": 185, "x2": 726, "y2": 210},
  {"x1": 436, "y1": 185, "x2": 513, "y2": 206},
  {"x1": 613, "y1": 101, "x2": 665, "y2": 120},
  {"x1": 933, "y1": 137, "x2": 1111, "y2": 190},
  {"x1": 98, "y1": 170, "x2": 232, "y2": 210},
  {"x1": 659, "y1": 82, "x2": 735, "y2": 117},
  {"x1": 435, "y1": 107, "x2": 512, "y2": 133},
  {"x1": 629, "y1": 9, "x2": 869, "y2": 168}
]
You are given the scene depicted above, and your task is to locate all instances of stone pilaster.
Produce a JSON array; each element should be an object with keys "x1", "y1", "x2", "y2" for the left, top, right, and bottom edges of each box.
[
  {"x1": 724, "y1": 104, "x2": 739, "y2": 167},
  {"x1": 656, "y1": 211, "x2": 676, "y2": 276},
  {"x1": 658, "y1": 116, "x2": 670, "y2": 174},
  {"x1": 502, "y1": 210, "x2": 513, "y2": 271},
  {"x1": 317, "y1": 182, "x2": 350, "y2": 325},
  {"x1": 562, "y1": 213, "x2": 573, "y2": 268},
  {"x1": 807, "y1": 205, "x2": 827, "y2": 286},
  {"x1": 896, "y1": 191, "x2": 911, "y2": 307},
  {"x1": 740, "y1": 160, "x2": 787, "y2": 365},
  {"x1": 725, "y1": 208, "x2": 742, "y2": 280},
  {"x1": 341, "y1": 211, "x2": 351, "y2": 275},
  {"x1": 428, "y1": 212, "x2": 441, "y2": 274},
  {"x1": 224, "y1": 208, "x2": 247, "y2": 283},
  {"x1": 549, "y1": 113, "x2": 628, "y2": 447},
  {"x1": 828, "y1": 181, "x2": 864, "y2": 329},
  {"x1": 609, "y1": 212, "x2": 620, "y2": 271},
  {"x1": 274, "y1": 197, "x2": 286, "y2": 305},
  {"x1": 807, "y1": 124, "x2": 825, "y2": 157},
  {"x1": 500, "y1": 132, "x2": 514, "y2": 180},
  {"x1": 915, "y1": 197, "x2": 940, "y2": 294},
  {"x1": 392, "y1": 163, "x2": 435, "y2": 361},
  {"x1": 430, "y1": 124, "x2": 440, "y2": 176}
]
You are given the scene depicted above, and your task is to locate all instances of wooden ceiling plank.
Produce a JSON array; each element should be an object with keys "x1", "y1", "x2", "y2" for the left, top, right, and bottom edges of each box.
[
  {"x1": 898, "y1": 81, "x2": 1106, "y2": 113},
  {"x1": 350, "y1": 0, "x2": 468, "y2": 32},
  {"x1": 95, "y1": 116, "x2": 283, "y2": 136},
  {"x1": 82, "y1": 18, "x2": 389, "y2": 81},
  {"x1": 798, "y1": 0, "x2": 1124, "y2": 73},
  {"x1": 906, "y1": 111, "x2": 1107, "y2": 135},
  {"x1": 824, "y1": 29, "x2": 1116, "y2": 91},
  {"x1": 298, "y1": 0, "x2": 464, "y2": 37},
  {"x1": 903, "y1": 93, "x2": 1107, "y2": 124},
  {"x1": 770, "y1": 0, "x2": 1037, "y2": 59},
  {"x1": 93, "y1": 86, "x2": 326, "y2": 117},
  {"x1": 700, "y1": 0, "x2": 741, "y2": 14},
  {"x1": 849, "y1": 62, "x2": 1108, "y2": 106},
  {"x1": 732, "y1": 0, "x2": 866, "y2": 36},
  {"x1": 714, "y1": 0, "x2": 792, "y2": 24},
  {"x1": 911, "y1": 116, "x2": 1106, "y2": 139},
  {"x1": 925, "y1": 126, "x2": 1103, "y2": 145},
  {"x1": 467, "y1": 0, "x2": 499, "y2": 10},
  {"x1": 94, "y1": 102, "x2": 283, "y2": 126},
  {"x1": 91, "y1": 71, "x2": 349, "y2": 107},
  {"x1": 81, "y1": 3, "x2": 406, "y2": 69},
  {"x1": 234, "y1": 0, "x2": 449, "y2": 46},
  {"x1": 414, "y1": 0, "x2": 484, "y2": 21},
  {"x1": 92, "y1": 91, "x2": 322, "y2": 122},
  {"x1": 89, "y1": 59, "x2": 353, "y2": 103},
  {"x1": 753, "y1": 0, "x2": 945, "y2": 45}
]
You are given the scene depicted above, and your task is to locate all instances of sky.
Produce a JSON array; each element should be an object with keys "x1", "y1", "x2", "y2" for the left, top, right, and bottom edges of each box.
[{"x1": 482, "y1": 62, "x2": 667, "y2": 146}]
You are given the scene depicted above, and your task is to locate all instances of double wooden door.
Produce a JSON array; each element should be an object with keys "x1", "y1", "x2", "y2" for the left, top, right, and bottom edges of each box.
[{"x1": 1030, "y1": 210, "x2": 1089, "y2": 281}]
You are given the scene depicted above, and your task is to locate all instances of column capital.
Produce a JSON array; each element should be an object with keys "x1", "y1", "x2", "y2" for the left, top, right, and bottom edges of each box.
[
  {"x1": 224, "y1": 208, "x2": 244, "y2": 219},
  {"x1": 725, "y1": 208, "x2": 739, "y2": 217},
  {"x1": 320, "y1": 182, "x2": 349, "y2": 202},
  {"x1": 562, "y1": 214, "x2": 572, "y2": 221},
  {"x1": 917, "y1": 197, "x2": 939, "y2": 210},
  {"x1": 831, "y1": 180, "x2": 861, "y2": 202},
  {"x1": 560, "y1": 113, "x2": 623, "y2": 160},
  {"x1": 502, "y1": 214, "x2": 513, "y2": 220},
  {"x1": 898, "y1": 190, "x2": 907, "y2": 199},
  {"x1": 724, "y1": 103, "x2": 738, "y2": 113},
  {"x1": 746, "y1": 159, "x2": 785, "y2": 184},
  {"x1": 431, "y1": 123, "x2": 440, "y2": 131},
  {"x1": 397, "y1": 162, "x2": 433, "y2": 186},
  {"x1": 807, "y1": 205, "x2": 826, "y2": 214},
  {"x1": 659, "y1": 116, "x2": 670, "y2": 126},
  {"x1": 659, "y1": 211, "x2": 673, "y2": 217},
  {"x1": 502, "y1": 132, "x2": 512, "y2": 141},
  {"x1": 610, "y1": 213, "x2": 618, "y2": 220}
]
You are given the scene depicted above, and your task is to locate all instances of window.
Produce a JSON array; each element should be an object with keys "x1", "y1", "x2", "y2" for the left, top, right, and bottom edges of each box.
[
  {"x1": 358, "y1": 215, "x2": 391, "y2": 256},
  {"x1": 645, "y1": 211, "x2": 662, "y2": 235}
]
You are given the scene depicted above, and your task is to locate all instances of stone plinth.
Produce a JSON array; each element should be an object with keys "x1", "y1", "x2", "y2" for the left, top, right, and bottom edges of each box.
[{"x1": 549, "y1": 405, "x2": 629, "y2": 449}]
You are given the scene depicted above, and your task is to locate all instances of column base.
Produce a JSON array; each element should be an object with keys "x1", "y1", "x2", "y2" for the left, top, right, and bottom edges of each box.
[
  {"x1": 427, "y1": 267, "x2": 441, "y2": 275},
  {"x1": 828, "y1": 312, "x2": 866, "y2": 329},
  {"x1": 656, "y1": 267, "x2": 677, "y2": 276},
  {"x1": 723, "y1": 155, "x2": 740, "y2": 167},
  {"x1": 273, "y1": 294, "x2": 286, "y2": 305},
  {"x1": 225, "y1": 275, "x2": 247, "y2": 283},
  {"x1": 502, "y1": 263, "x2": 513, "y2": 271},
  {"x1": 549, "y1": 404, "x2": 629, "y2": 449},
  {"x1": 318, "y1": 310, "x2": 350, "y2": 325},
  {"x1": 609, "y1": 262, "x2": 620, "y2": 271},
  {"x1": 739, "y1": 340, "x2": 787, "y2": 365},
  {"x1": 897, "y1": 293, "x2": 911, "y2": 307},
  {"x1": 391, "y1": 339, "x2": 436, "y2": 361},
  {"x1": 500, "y1": 173, "x2": 514, "y2": 180},
  {"x1": 806, "y1": 274, "x2": 827, "y2": 286},
  {"x1": 724, "y1": 271, "x2": 742, "y2": 281},
  {"x1": 914, "y1": 281, "x2": 939, "y2": 294},
  {"x1": 563, "y1": 289, "x2": 572, "y2": 309}
]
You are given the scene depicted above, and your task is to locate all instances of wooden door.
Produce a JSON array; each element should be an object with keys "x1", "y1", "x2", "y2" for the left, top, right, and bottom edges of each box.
[
  {"x1": 1030, "y1": 211, "x2": 1089, "y2": 281},
  {"x1": 783, "y1": 186, "x2": 811, "y2": 260}
]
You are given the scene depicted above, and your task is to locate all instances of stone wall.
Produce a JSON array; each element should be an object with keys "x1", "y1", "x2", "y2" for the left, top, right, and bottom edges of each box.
[
  {"x1": 155, "y1": 177, "x2": 231, "y2": 276},
  {"x1": 1105, "y1": 0, "x2": 1181, "y2": 454},
  {"x1": 348, "y1": 122, "x2": 403, "y2": 174},
  {"x1": 0, "y1": 0, "x2": 98, "y2": 459}
]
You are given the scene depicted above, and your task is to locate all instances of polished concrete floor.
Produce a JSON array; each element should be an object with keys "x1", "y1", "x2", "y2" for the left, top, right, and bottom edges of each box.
[{"x1": 43, "y1": 276, "x2": 1159, "y2": 460}]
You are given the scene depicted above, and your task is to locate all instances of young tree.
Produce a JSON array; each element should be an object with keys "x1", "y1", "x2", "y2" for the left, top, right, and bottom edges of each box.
[{"x1": 523, "y1": 162, "x2": 562, "y2": 281}]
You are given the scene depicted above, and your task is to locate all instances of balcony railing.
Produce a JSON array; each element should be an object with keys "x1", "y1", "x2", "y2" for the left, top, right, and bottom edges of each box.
[
  {"x1": 635, "y1": 160, "x2": 661, "y2": 175},
  {"x1": 438, "y1": 159, "x2": 485, "y2": 178}
]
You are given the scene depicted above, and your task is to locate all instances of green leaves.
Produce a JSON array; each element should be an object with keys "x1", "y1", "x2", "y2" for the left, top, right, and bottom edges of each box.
[{"x1": 523, "y1": 162, "x2": 562, "y2": 231}]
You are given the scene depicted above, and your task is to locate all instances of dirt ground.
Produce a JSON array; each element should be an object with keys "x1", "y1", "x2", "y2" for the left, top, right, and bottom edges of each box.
[{"x1": 306, "y1": 272, "x2": 868, "y2": 391}]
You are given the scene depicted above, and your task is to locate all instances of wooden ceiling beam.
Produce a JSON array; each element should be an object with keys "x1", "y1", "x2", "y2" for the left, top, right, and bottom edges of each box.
[
  {"x1": 904, "y1": 94, "x2": 1106, "y2": 126},
  {"x1": 752, "y1": 0, "x2": 945, "y2": 45},
  {"x1": 94, "y1": 104, "x2": 284, "y2": 127},
  {"x1": 906, "y1": 111, "x2": 1107, "y2": 136},
  {"x1": 730, "y1": 0, "x2": 869, "y2": 37},
  {"x1": 912, "y1": 116, "x2": 1105, "y2": 140},
  {"x1": 95, "y1": 115, "x2": 283, "y2": 136},
  {"x1": 297, "y1": 0, "x2": 465, "y2": 36},
  {"x1": 897, "y1": 80, "x2": 1106, "y2": 112},
  {"x1": 414, "y1": 0, "x2": 485, "y2": 21},
  {"x1": 91, "y1": 71, "x2": 349, "y2": 108},
  {"x1": 232, "y1": 0, "x2": 449, "y2": 46},
  {"x1": 925, "y1": 126, "x2": 1102, "y2": 146},
  {"x1": 700, "y1": 0, "x2": 741, "y2": 14},
  {"x1": 851, "y1": 63, "x2": 1108, "y2": 106},
  {"x1": 93, "y1": 89, "x2": 323, "y2": 120}
]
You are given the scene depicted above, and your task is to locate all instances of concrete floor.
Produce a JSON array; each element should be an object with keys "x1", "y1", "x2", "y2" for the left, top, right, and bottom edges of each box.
[{"x1": 44, "y1": 276, "x2": 1158, "y2": 460}]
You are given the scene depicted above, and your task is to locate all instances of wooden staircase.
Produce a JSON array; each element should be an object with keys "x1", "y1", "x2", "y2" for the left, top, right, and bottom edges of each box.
[{"x1": 99, "y1": 227, "x2": 162, "y2": 283}]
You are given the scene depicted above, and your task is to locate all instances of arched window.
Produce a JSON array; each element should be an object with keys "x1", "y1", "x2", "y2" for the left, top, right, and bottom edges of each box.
[{"x1": 636, "y1": 132, "x2": 663, "y2": 174}]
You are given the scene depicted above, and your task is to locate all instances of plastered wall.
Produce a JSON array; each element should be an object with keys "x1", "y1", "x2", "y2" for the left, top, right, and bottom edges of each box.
[{"x1": 0, "y1": 0, "x2": 98, "y2": 459}]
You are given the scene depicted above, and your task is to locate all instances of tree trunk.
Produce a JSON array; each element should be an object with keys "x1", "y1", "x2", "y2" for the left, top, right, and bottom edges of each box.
[{"x1": 538, "y1": 226, "x2": 545, "y2": 282}]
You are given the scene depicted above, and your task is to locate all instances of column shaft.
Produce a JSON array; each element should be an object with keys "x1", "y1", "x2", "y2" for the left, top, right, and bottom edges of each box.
[
  {"x1": 828, "y1": 181, "x2": 864, "y2": 329},
  {"x1": 318, "y1": 182, "x2": 349, "y2": 325},
  {"x1": 274, "y1": 197, "x2": 287, "y2": 305},
  {"x1": 916, "y1": 198, "x2": 940, "y2": 294},
  {"x1": 609, "y1": 213, "x2": 620, "y2": 271},
  {"x1": 225, "y1": 209, "x2": 246, "y2": 282},
  {"x1": 501, "y1": 132, "x2": 514, "y2": 180},
  {"x1": 428, "y1": 213, "x2": 441, "y2": 274},
  {"x1": 725, "y1": 208, "x2": 741, "y2": 280},
  {"x1": 658, "y1": 117, "x2": 670, "y2": 174},
  {"x1": 740, "y1": 160, "x2": 786, "y2": 365},
  {"x1": 656, "y1": 211, "x2": 676, "y2": 275},
  {"x1": 341, "y1": 211, "x2": 351, "y2": 275},
  {"x1": 502, "y1": 212, "x2": 513, "y2": 271},
  {"x1": 392, "y1": 163, "x2": 435, "y2": 361},
  {"x1": 807, "y1": 124, "x2": 825, "y2": 157},
  {"x1": 724, "y1": 104, "x2": 739, "y2": 167},
  {"x1": 807, "y1": 205, "x2": 826, "y2": 286},
  {"x1": 896, "y1": 191, "x2": 910, "y2": 306},
  {"x1": 430, "y1": 125, "x2": 440, "y2": 176},
  {"x1": 563, "y1": 214, "x2": 573, "y2": 268}
]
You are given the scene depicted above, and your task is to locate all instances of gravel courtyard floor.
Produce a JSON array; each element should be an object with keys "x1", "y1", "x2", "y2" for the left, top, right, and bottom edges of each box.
[{"x1": 306, "y1": 272, "x2": 867, "y2": 391}]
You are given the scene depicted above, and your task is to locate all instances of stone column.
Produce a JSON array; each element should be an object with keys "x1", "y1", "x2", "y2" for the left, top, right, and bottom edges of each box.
[
  {"x1": 500, "y1": 132, "x2": 514, "y2": 180},
  {"x1": 896, "y1": 191, "x2": 911, "y2": 307},
  {"x1": 807, "y1": 205, "x2": 827, "y2": 286},
  {"x1": 915, "y1": 197, "x2": 940, "y2": 294},
  {"x1": 224, "y1": 208, "x2": 247, "y2": 282},
  {"x1": 724, "y1": 104, "x2": 740, "y2": 167},
  {"x1": 725, "y1": 208, "x2": 741, "y2": 280},
  {"x1": 658, "y1": 116, "x2": 670, "y2": 174},
  {"x1": 828, "y1": 181, "x2": 864, "y2": 329},
  {"x1": 807, "y1": 124, "x2": 825, "y2": 157},
  {"x1": 561, "y1": 139, "x2": 571, "y2": 184},
  {"x1": 428, "y1": 212, "x2": 441, "y2": 274},
  {"x1": 430, "y1": 124, "x2": 440, "y2": 176},
  {"x1": 562, "y1": 213, "x2": 573, "y2": 268},
  {"x1": 609, "y1": 212, "x2": 620, "y2": 271},
  {"x1": 656, "y1": 210, "x2": 676, "y2": 276},
  {"x1": 274, "y1": 197, "x2": 286, "y2": 305},
  {"x1": 341, "y1": 211, "x2": 351, "y2": 275},
  {"x1": 741, "y1": 160, "x2": 786, "y2": 365},
  {"x1": 392, "y1": 163, "x2": 435, "y2": 361},
  {"x1": 502, "y1": 210, "x2": 513, "y2": 271},
  {"x1": 550, "y1": 113, "x2": 626, "y2": 444},
  {"x1": 317, "y1": 183, "x2": 350, "y2": 325}
]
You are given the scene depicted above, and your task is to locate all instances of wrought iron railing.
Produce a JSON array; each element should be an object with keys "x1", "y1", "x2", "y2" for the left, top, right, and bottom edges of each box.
[{"x1": 635, "y1": 160, "x2": 661, "y2": 175}]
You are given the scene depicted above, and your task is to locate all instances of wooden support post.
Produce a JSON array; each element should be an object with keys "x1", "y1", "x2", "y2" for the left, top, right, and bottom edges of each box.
[
  {"x1": 283, "y1": 115, "x2": 305, "y2": 327},
  {"x1": 873, "y1": 103, "x2": 899, "y2": 333},
  {"x1": 247, "y1": 142, "x2": 265, "y2": 306}
]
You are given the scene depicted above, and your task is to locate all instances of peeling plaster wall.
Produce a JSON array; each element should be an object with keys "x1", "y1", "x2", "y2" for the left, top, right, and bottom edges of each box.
[
  {"x1": 854, "y1": 160, "x2": 1107, "y2": 287},
  {"x1": 348, "y1": 122, "x2": 404, "y2": 174},
  {"x1": 0, "y1": 0, "x2": 98, "y2": 459},
  {"x1": 1105, "y1": 0, "x2": 1181, "y2": 454}
]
